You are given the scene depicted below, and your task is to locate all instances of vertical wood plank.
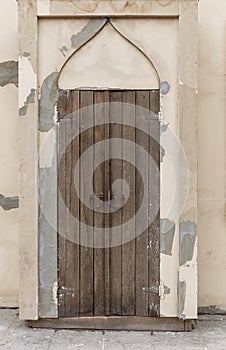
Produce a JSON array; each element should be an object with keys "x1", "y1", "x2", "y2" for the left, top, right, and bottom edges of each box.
[
  {"x1": 64, "y1": 91, "x2": 80, "y2": 316},
  {"x1": 104, "y1": 91, "x2": 110, "y2": 316},
  {"x1": 93, "y1": 91, "x2": 107, "y2": 315},
  {"x1": 135, "y1": 91, "x2": 149, "y2": 316},
  {"x1": 109, "y1": 91, "x2": 122, "y2": 316},
  {"x1": 58, "y1": 90, "x2": 68, "y2": 317},
  {"x1": 64, "y1": 91, "x2": 73, "y2": 316},
  {"x1": 148, "y1": 90, "x2": 160, "y2": 316},
  {"x1": 79, "y1": 91, "x2": 94, "y2": 316},
  {"x1": 121, "y1": 91, "x2": 136, "y2": 316}
]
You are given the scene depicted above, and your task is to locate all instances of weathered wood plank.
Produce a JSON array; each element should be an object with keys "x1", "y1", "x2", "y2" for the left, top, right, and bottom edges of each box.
[
  {"x1": 79, "y1": 91, "x2": 94, "y2": 316},
  {"x1": 103, "y1": 91, "x2": 110, "y2": 316},
  {"x1": 135, "y1": 91, "x2": 149, "y2": 316},
  {"x1": 148, "y1": 90, "x2": 160, "y2": 317},
  {"x1": 58, "y1": 90, "x2": 69, "y2": 317},
  {"x1": 121, "y1": 91, "x2": 136, "y2": 316},
  {"x1": 27, "y1": 317, "x2": 192, "y2": 331},
  {"x1": 64, "y1": 91, "x2": 74, "y2": 317},
  {"x1": 109, "y1": 91, "x2": 122, "y2": 316},
  {"x1": 93, "y1": 91, "x2": 107, "y2": 315},
  {"x1": 64, "y1": 91, "x2": 80, "y2": 316}
]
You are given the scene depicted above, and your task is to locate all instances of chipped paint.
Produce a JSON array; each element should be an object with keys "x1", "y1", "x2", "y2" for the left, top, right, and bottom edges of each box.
[
  {"x1": 178, "y1": 280, "x2": 186, "y2": 318},
  {"x1": 39, "y1": 72, "x2": 59, "y2": 132},
  {"x1": 0, "y1": 61, "x2": 18, "y2": 87},
  {"x1": 0, "y1": 194, "x2": 19, "y2": 211},
  {"x1": 19, "y1": 89, "x2": 36, "y2": 116},
  {"x1": 52, "y1": 281, "x2": 58, "y2": 310},
  {"x1": 160, "y1": 218, "x2": 175, "y2": 255},
  {"x1": 71, "y1": 18, "x2": 108, "y2": 50},
  {"x1": 39, "y1": 129, "x2": 56, "y2": 168},
  {"x1": 179, "y1": 221, "x2": 197, "y2": 266},
  {"x1": 19, "y1": 57, "x2": 36, "y2": 109}
]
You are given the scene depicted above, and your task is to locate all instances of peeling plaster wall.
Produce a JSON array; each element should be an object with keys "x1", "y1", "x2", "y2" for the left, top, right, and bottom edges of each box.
[
  {"x1": 198, "y1": 0, "x2": 226, "y2": 311},
  {"x1": 0, "y1": 0, "x2": 19, "y2": 307}
]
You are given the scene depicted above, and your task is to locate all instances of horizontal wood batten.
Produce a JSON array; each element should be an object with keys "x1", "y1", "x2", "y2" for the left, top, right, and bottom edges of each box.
[{"x1": 27, "y1": 317, "x2": 193, "y2": 331}]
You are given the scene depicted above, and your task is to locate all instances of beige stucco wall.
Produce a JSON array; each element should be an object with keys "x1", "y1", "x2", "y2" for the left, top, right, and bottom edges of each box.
[
  {"x1": 0, "y1": 0, "x2": 19, "y2": 307},
  {"x1": 0, "y1": 0, "x2": 225, "y2": 312},
  {"x1": 198, "y1": 0, "x2": 226, "y2": 311}
]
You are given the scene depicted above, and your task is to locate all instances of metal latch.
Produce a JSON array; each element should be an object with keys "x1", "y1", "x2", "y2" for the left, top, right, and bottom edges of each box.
[
  {"x1": 58, "y1": 287, "x2": 75, "y2": 295},
  {"x1": 143, "y1": 287, "x2": 159, "y2": 294},
  {"x1": 143, "y1": 282, "x2": 166, "y2": 300}
]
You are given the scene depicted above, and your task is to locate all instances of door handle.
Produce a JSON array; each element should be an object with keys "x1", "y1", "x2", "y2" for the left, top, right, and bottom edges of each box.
[{"x1": 99, "y1": 191, "x2": 114, "y2": 201}]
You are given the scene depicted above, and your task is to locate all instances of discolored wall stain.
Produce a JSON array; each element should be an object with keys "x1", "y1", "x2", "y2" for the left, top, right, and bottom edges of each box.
[
  {"x1": 0, "y1": 194, "x2": 19, "y2": 211},
  {"x1": 19, "y1": 88, "x2": 36, "y2": 116},
  {"x1": 20, "y1": 52, "x2": 30, "y2": 57},
  {"x1": 198, "y1": 305, "x2": 226, "y2": 315},
  {"x1": 0, "y1": 61, "x2": 18, "y2": 87},
  {"x1": 39, "y1": 72, "x2": 59, "y2": 132},
  {"x1": 178, "y1": 280, "x2": 186, "y2": 318},
  {"x1": 160, "y1": 218, "x2": 175, "y2": 255},
  {"x1": 179, "y1": 221, "x2": 197, "y2": 266}
]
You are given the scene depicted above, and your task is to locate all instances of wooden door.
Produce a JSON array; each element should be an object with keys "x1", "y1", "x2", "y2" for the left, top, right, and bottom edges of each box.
[{"x1": 57, "y1": 90, "x2": 160, "y2": 319}]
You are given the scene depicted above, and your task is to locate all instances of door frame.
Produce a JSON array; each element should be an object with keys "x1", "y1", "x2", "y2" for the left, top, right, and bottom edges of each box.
[{"x1": 18, "y1": 0, "x2": 198, "y2": 322}]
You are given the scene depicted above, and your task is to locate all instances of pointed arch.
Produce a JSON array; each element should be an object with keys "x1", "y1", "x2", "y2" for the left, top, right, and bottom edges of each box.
[{"x1": 58, "y1": 18, "x2": 160, "y2": 89}]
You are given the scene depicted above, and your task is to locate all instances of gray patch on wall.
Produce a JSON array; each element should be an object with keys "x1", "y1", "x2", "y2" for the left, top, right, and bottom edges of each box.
[
  {"x1": 39, "y1": 157, "x2": 58, "y2": 318},
  {"x1": 20, "y1": 52, "x2": 30, "y2": 57},
  {"x1": 160, "y1": 145, "x2": 165, "y2": 162},
  {"x1": 0, "y1": 194, "x2": 19, "y2": 211},
  {"x1": 71, "y1": 18, "x2": 108, "y2": 50},
  {"x1": 0, "y1": 61, "x2": 18, "y2": 87},
  {"x1": 178, "y1": 280, "x2": 186, "y2": 318},
  {"x1": 39, "y1": 72, "x2": 59, "y2": 132},
  {"x1": 160, "y1": 218, "x2": 175, "y2": 255},
  {"x1": 160, "y1": 122, "x2": 169, "y2": 133},
  {"x1": 160, "y1": 81, "x2": 170, "y2": 95},
  {"x1": 179, "y1": 221, "x2": 197, "y2": 266},
  {"x1": 19, "y1": 89, "x2": 36, "y2": 116},
  {"x1": 164, "y1": 285, "x2": 170, "y2": 295}
]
